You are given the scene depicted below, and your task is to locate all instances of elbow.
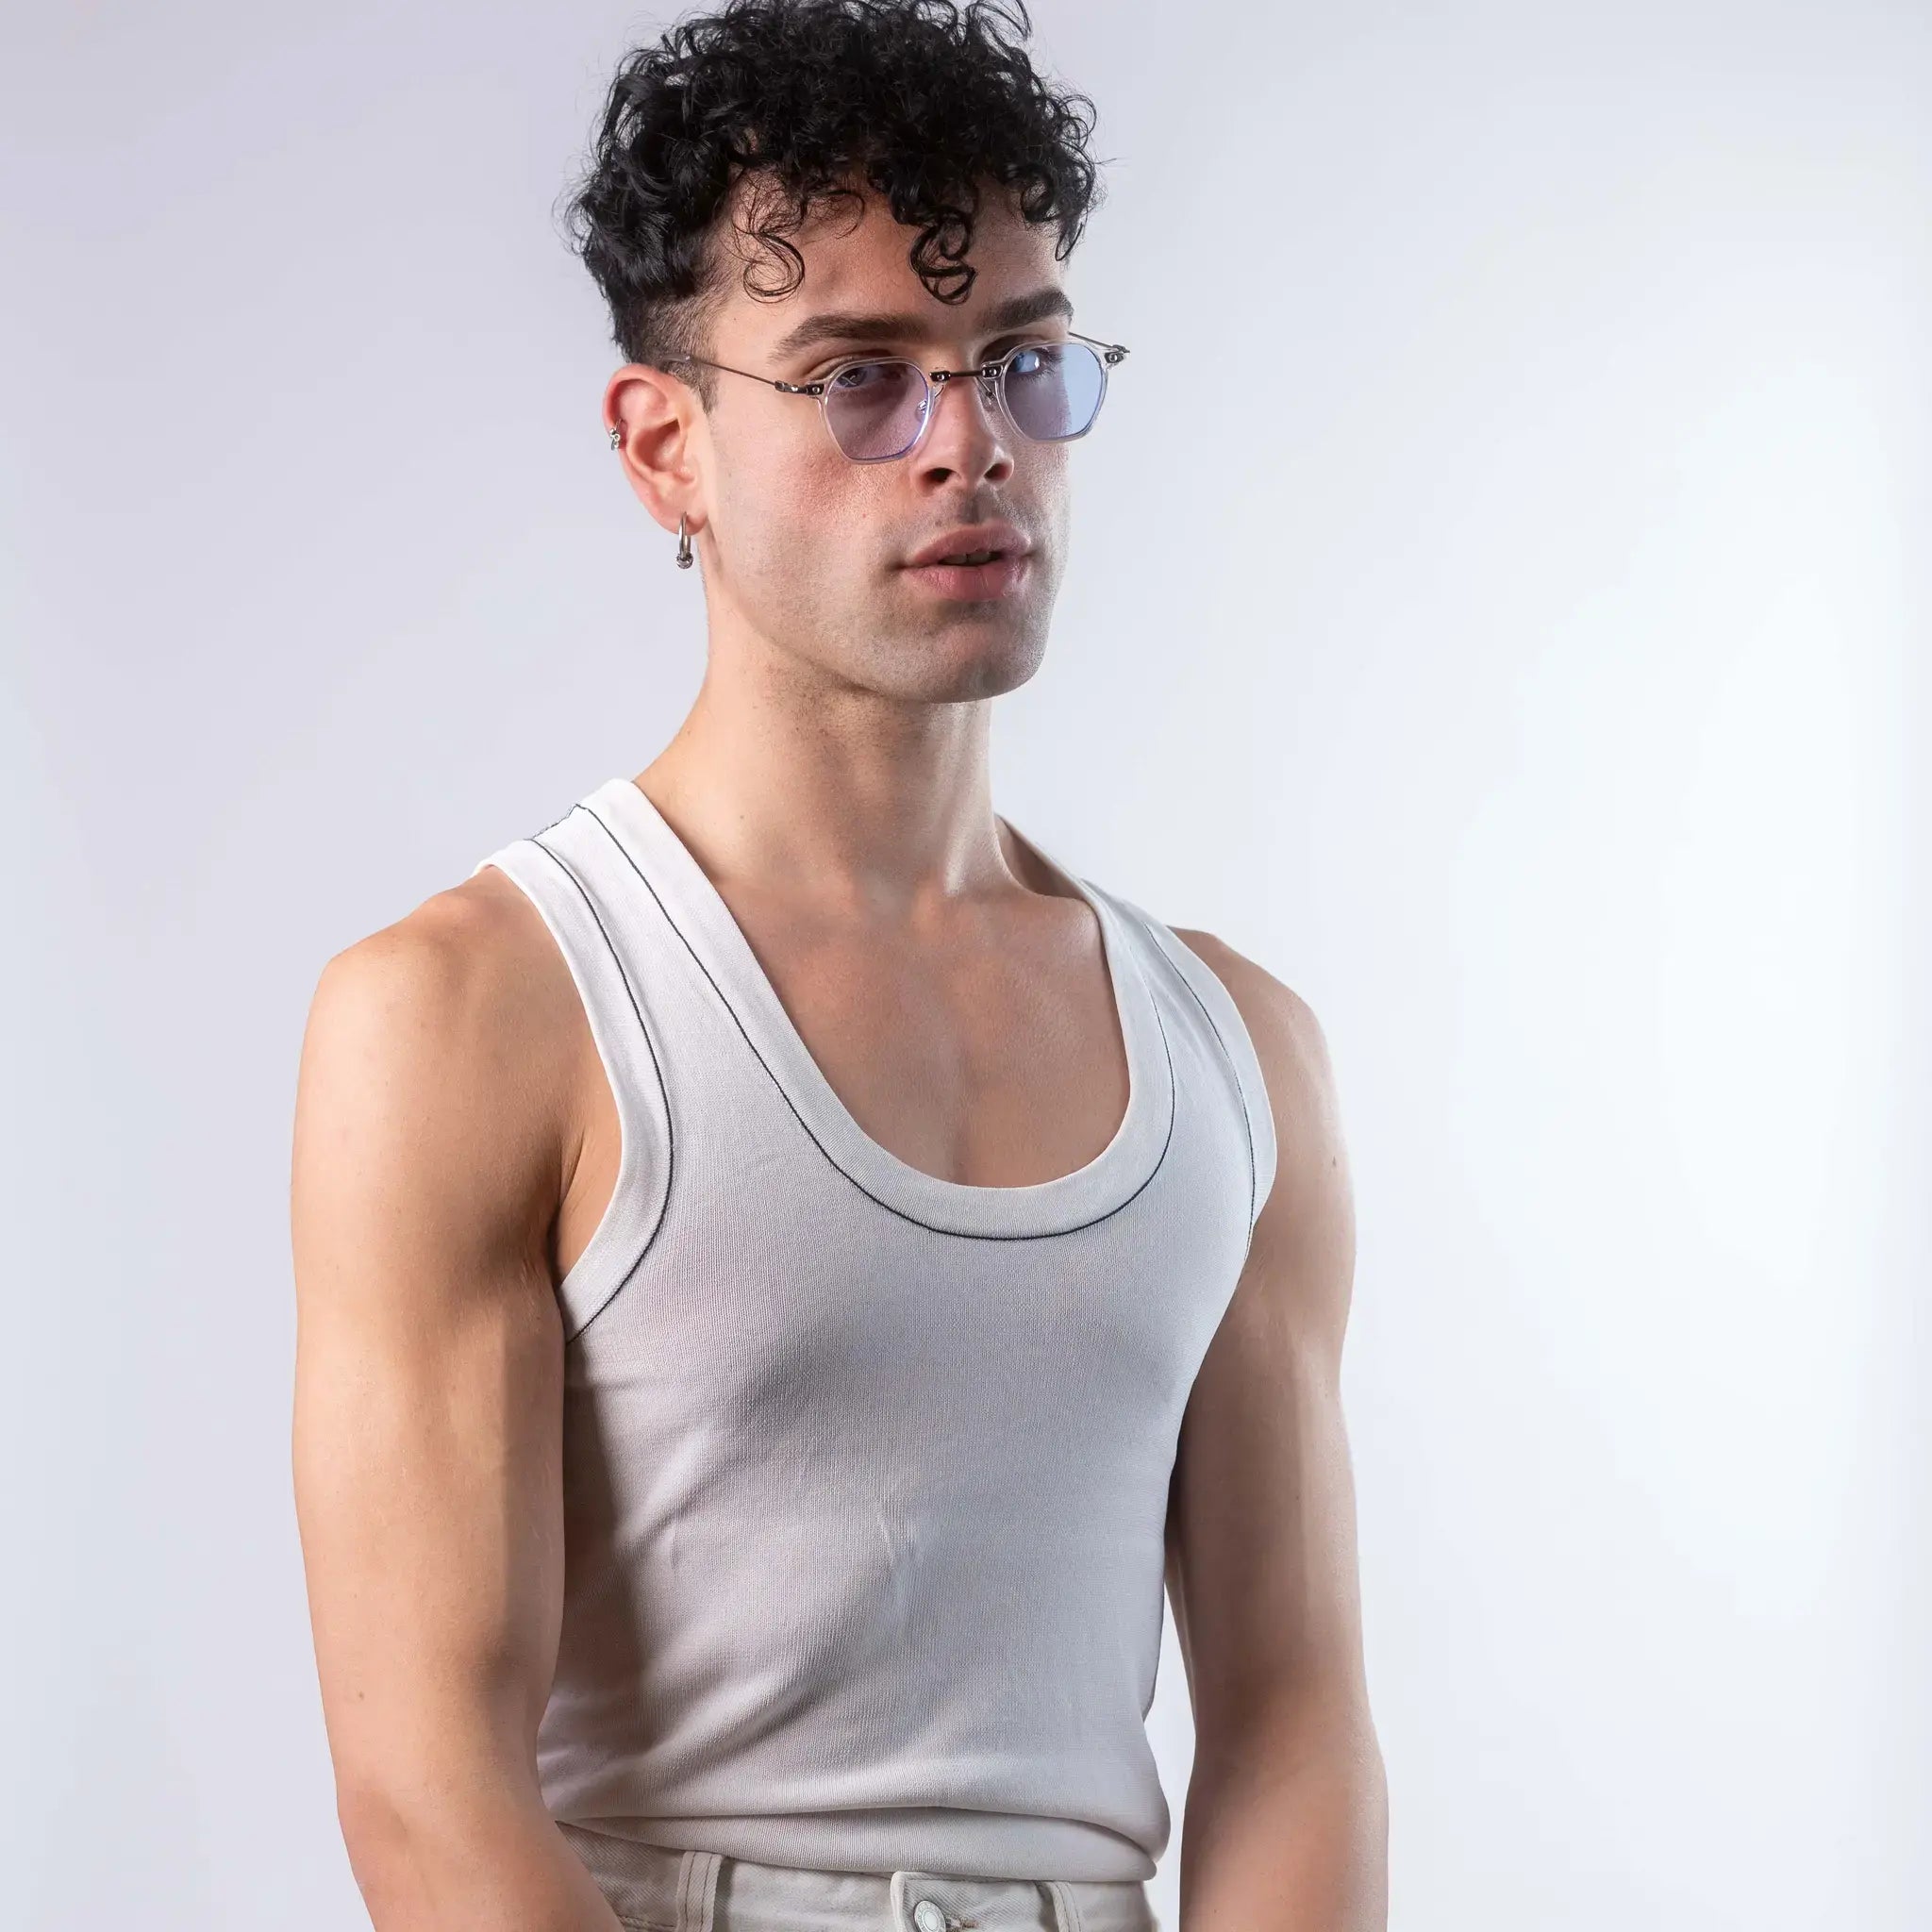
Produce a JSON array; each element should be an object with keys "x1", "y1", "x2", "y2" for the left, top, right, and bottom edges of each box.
[
  {"x1": 329, "y1": 1765, "x2": 569, "y2": 1927},
  {"x1": 1191, "y1": 1683, "x2": 1384, "y2": 1792},
  {"x1": 334, "y1": 1780, "x2": 422, "y2": 1918}
]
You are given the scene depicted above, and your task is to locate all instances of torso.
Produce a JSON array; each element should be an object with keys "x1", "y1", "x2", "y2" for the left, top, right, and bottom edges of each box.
[{"x1": 457, "y1": 770, "x2": 1277, "y2": 1882}]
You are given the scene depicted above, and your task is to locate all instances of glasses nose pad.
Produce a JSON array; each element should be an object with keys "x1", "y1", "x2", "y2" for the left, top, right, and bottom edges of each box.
[{"x1": 894, "y1": 379, "x2": 940, "y2": 457}]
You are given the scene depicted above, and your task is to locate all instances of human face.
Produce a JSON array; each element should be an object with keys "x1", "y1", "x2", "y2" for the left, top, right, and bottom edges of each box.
[{"x1": 691, "y1": 183, "x2": 1079, "y2": 703}]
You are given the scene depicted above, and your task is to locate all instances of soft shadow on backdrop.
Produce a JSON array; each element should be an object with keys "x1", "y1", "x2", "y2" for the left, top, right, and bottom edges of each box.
[{"x1": 3, "y1": 4, "x2": 1924, "y2": 1927}]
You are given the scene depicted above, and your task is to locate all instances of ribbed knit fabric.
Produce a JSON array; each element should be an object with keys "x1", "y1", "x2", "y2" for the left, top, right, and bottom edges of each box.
[{"x1": 471, "y1": 775, "x2": 1277, "y2": 1885}]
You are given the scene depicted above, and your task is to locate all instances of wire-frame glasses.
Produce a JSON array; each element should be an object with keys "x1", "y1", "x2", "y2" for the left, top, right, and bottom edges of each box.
[{"x1": 663, "y1": 329, "x2": 1129, "y2": 463}]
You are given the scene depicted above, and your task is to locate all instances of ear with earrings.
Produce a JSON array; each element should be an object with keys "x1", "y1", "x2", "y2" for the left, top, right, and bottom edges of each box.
[{"x1": 608, "y1": 421, "x2": 695, "y2": 570}]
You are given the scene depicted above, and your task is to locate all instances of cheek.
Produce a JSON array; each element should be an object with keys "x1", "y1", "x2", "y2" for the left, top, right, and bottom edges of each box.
[{"x1": 718, "y1": 444, "x2": 884, "y2": 583}]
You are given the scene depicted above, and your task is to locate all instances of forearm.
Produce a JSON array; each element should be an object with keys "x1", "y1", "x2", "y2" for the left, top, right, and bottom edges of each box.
[
  {"x1": 339, "y1": 1782, "x2": 624, "y2": 1932},
  {"x1": 1176, "y1": 1715, "x2": 1389, "y2": 1932}
]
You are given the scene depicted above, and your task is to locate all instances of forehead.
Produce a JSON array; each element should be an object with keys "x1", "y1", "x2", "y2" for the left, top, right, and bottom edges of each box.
[{"x1": 715, "y1": 180, "x2": 1070, "y2": 356}]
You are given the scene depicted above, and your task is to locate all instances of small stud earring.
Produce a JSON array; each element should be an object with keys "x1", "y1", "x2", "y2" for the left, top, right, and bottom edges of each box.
[
  {"x1": 608, "y1": 423, "x2": 622, "y2": 448},
  {"x1": 675, "y1": 512, "x2": 693, "y2": 569}
]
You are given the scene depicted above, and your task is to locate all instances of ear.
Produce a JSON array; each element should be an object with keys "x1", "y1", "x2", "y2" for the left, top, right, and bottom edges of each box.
[{"x1": 603, "y1": 363, "x2": 707, "y2": 540}]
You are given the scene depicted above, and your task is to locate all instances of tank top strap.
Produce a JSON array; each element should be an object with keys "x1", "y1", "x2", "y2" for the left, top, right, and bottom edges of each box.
[
  {"x1": 471, "y1": 811, "x2": 674, "y2": 1339},
  {"x1": 1085, "y1": 885, "x2": 1279, "y2": 1242}
]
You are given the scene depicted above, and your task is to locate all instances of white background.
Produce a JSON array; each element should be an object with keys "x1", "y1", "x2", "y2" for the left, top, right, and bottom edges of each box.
[{"x1": 3, "y1": 3, "x2": 1924, "y2": 1926}]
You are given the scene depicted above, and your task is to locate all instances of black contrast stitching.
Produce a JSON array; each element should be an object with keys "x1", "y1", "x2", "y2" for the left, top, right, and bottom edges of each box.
[{"x1": 575, "y1": 798, "x2": 1176, "y2": 1241}]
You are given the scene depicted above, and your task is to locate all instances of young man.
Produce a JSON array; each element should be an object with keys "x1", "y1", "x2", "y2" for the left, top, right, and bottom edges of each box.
[{"x1": 291, "y1": 3, "x2": 1386, "y2": 1928}]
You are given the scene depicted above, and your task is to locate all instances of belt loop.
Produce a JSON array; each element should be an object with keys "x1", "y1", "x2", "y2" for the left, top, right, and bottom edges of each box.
[
  {"x1": 1042, "y1": 1878, "x2": 1085, "y2": 1932},
  {"x1": 676, "y1": 1847, "x2": 724, "y2": 1932}
]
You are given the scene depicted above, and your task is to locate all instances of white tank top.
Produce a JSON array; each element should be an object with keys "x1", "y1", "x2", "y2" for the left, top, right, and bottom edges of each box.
[{"x1": 471, "y1": 775, "x2": 1277, "y2": 1883}]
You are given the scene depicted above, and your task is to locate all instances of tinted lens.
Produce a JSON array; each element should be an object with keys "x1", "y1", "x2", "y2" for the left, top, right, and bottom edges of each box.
[
  {"x1": 1003, "y1": 341, "x2": 1106, "y2": 441},
  {"x1": 823, "y1": 358, "x2": 930, "y2": 459}
]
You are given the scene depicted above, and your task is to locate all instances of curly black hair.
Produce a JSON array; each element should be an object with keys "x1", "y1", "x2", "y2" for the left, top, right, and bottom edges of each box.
[{"x1": 557, "y1": 0, "x2": 1108, "y2": 409}]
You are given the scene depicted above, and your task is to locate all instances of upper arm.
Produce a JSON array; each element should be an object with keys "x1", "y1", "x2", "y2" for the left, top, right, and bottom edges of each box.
[
  {"x1": 290, "y1": 880, "x2": 577, "y2": 1851},
  {"x1": 1161, "y1": 927, "x2": 1369, "y2": 1766}
]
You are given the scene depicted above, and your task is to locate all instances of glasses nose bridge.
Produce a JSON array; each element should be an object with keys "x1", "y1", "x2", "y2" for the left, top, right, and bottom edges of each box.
[{"x1": 918, "y1": 358, "x2": 1008, "y2": 450}]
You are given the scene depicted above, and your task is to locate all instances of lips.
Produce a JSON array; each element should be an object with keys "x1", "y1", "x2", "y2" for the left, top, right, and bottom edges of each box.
[
  {"x1": 903, "y1": 520, "x2": 1029, "y2": 570},
  {"x1": 899, "y1": 552, "x2": 1031, "y2": 601}
]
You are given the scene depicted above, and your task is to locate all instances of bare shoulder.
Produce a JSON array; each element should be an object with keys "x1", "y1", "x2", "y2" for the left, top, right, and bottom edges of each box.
[
  {"x1": 1165, "y1": 924, "x2": 1355, "y2": 1343},
  {"x1": 302, "y1": 866, "x2": 578, "y2": 1123},
  {"x1": 1164, "y1": 924, "x2": 1341, "y2": 1126},
  {"x1": 291, "y1": 868, "x2": 589, "y2": 1308}
]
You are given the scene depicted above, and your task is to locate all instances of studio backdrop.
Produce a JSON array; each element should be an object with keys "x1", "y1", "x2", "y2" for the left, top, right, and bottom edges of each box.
[{"x1": 2, "y1": 3, "x2": 1924, "y2": 1927}]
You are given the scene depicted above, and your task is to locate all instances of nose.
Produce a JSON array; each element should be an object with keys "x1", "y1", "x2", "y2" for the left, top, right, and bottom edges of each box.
[{"x1": 911, "y1": 368, "x2": 1013, "y2": 486}]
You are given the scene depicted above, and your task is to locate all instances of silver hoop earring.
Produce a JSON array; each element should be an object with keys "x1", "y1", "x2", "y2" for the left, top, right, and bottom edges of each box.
[{"x1": 675, "y1": 513, "x2": 693, "y2": 570}]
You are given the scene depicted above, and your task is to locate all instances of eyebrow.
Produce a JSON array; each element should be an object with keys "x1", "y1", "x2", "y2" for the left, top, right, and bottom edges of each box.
[{"x1": 766, "y1": 285, "x2": 1075, "y2": 362}]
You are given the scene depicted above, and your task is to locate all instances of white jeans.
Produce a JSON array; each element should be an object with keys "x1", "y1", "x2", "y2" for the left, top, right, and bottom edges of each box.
[{"x1": 556, "y1": 1824, "x2": 1159, "y2": 1932}]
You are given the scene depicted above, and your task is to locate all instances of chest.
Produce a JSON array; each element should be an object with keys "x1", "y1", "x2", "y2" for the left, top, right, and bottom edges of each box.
[
  {"x1": 725, "y1": 897, "x2": 1134, "y2": 1191},
  {"x1": 566, "y1": 964, "x2": 1256, "y2": 1431}
]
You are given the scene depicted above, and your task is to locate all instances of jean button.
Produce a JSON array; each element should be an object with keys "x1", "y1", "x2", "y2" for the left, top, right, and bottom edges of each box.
[{"x1": 912, "y1": 1901, "x2": 948, "y2": 1932}]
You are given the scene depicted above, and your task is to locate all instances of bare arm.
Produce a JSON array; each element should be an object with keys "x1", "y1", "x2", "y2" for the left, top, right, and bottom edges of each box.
[
  {"x1": 290, "y1": 878, "x2": 624, "y2": 1931},
  {"x1": 1163, "y1": 930, "x2": 1388, "y2": 1932}
]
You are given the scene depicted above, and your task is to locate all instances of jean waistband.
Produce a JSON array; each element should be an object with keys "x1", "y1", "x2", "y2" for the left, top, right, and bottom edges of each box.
[{"x1": 556, "y1": 1824, "x2": 1159, "y2": 1932}]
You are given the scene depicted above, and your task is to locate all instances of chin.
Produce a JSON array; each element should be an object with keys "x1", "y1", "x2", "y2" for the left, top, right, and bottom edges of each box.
[{"x1": 903, "y1": 624, "x2": 1050, "y2": 703}]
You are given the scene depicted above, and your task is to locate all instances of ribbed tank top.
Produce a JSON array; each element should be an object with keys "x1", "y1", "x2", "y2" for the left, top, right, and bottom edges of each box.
[{"x1": 470, "y1": 775, "x2": 1278, "y2": 1884}]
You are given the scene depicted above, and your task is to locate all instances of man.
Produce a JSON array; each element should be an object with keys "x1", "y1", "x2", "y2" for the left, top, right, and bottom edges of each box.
[{"x1": 291, "y1": 3, "x2": 1386, "y2": 1928}]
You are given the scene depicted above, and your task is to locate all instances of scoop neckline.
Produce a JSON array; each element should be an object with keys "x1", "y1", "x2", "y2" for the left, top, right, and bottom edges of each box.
[{"x1": 580, "y1": 774, "x2": 1174, "y2": 1239}]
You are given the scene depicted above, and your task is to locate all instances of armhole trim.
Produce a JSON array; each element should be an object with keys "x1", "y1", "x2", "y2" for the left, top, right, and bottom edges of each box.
[
  {"x1": 471, "y1": 836, "x2": 673, "y2": 1341},
  {"x1": 1094, "y1": 889, "x2": 1280, "y2": 1243}
]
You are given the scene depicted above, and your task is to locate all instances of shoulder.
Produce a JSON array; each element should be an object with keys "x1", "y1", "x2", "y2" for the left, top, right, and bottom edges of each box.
[
  {"x1": 294, "y1": 869, "x2": 587, "y2": 1231},
  {"x1": 1167, "y1": 921, "x2": 1349, "y2": 1229},
  {"x1": 305, "y1": 867, "x2": 575, "y2": 1080},
  {"x1": 1163, "y1": 925, "x2": 1334, "y2": 1096},
  {"x1": 1166, "y1": 924, "x2": 1355, "y2": 1337}
]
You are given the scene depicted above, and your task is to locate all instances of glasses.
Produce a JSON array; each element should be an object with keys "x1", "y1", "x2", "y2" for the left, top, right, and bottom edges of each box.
[{"x1": 663, "y1": 329, "x2": 1129, "y2": 463}]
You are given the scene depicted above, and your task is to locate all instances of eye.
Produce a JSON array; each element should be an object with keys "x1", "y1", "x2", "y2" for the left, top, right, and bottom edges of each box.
[{"x1": 821, "y1": 356, "x2": 904, "y2": 389}]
